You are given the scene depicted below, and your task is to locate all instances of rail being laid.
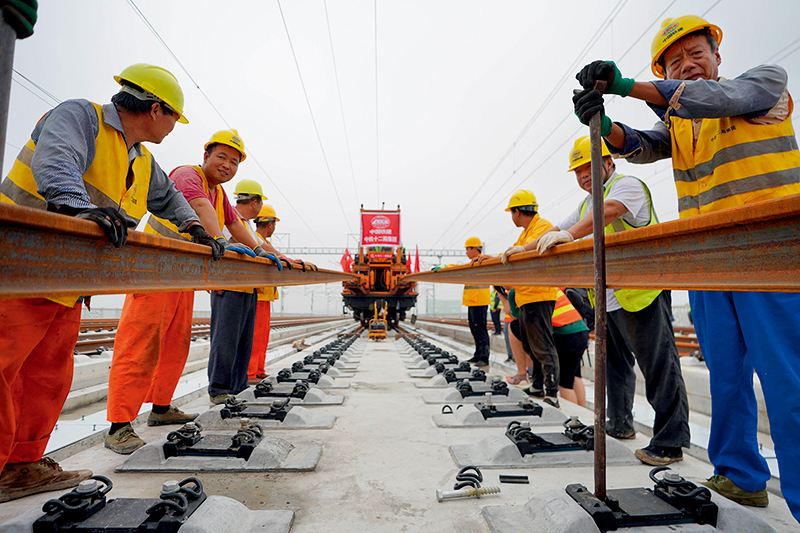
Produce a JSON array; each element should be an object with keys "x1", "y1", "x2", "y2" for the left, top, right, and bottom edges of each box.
[
  {"x1": 0, "y1": 203, "x2": 358, "y2": 299},
  {"x1": 404, "y1": 194, "x2": 800, "y2": 292}
]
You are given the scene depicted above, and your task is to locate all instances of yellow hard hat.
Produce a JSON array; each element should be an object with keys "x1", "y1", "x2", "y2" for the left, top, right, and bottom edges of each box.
[
  {"x1": 651, "y1": 15, "x2": 722, "y2": 78},
  {"x1": 465, "y1": 237, "x2": 482, "y2": 248},
  {"x1": 205, "y1": 129, "x2": 247, "y2": 161},
  {"x1": 114, "y1": 64, "x2": 188, "y2": 124},
  {"x1": 568, "y1": 136, "x2": 611, "y2": 171},
  {"x1": 233, "y1": 178, "x2": 266, "y2": 200},
  {"x1": 505, "y1": 189, "x2": 538, "y2": 212},
  {"x1": 256, "y1": 204, "x2": 280, "y2": 222}
]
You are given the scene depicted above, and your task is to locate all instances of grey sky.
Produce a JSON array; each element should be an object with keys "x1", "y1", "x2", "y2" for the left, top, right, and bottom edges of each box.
[{"x1": 5, "y1": 0, "x2": 799, "y2": 312}]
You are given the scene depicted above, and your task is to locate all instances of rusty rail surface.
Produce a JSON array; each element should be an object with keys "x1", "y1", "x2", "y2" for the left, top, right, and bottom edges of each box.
[
  {"x1": 404, "y1": 194, "x2": 800, "y2": 292},
  {"x1": 0, "y1": 203, "x2": 357, "y2": 299}
]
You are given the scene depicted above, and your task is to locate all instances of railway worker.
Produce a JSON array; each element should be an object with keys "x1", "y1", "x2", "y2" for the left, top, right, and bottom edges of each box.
[
  {"x1": 573, "y1": 14, "x2": 800, "y2": 515},
  {"x1": 495, "y1": 190, "x2": 561, "y2": 408},
  {"x1": 463, "y1": 237, "x2": 491, "y2": 366},
  {"x1": 0, "y1": 64, "x2": 224, "y2": 499},
  {"x1": 103, "y1": 130, "x2": 268, "y2": 454},
  {"x1": 489, "y1": 288, "x2": 503, "y2": 335},
  {"x1": 535, "y1": 136, "x2": 690, "y2": 466},
  {"x1": 248, "y1": 203, "x2": 281, "y2": 384}
]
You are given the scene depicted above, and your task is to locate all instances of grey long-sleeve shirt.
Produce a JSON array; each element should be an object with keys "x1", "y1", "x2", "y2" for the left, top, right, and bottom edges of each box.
[
  {"x1": 610, "y1": 65, "x2": 790, "y2": 163},
  {"x1": 30, "y1": 99, "x2": 198, "y2": 230}
]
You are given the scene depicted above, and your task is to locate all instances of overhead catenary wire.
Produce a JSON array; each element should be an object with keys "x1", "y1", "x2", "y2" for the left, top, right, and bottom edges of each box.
[
  {"x1": 125, "y1": 0, "x2": 324, "y2": 244},
  {"x1": 430, "y1": 0, "x2": 629, "y2": 248},
  {"x1": 323, "y1": 0, "x2": 360, "y2": 207},
  {"x1": 374, "y1": 0, "x2": 380, "y2": 207},
  {"x1": 277, "y1": 0, "x2": 353, "y2": 234}
]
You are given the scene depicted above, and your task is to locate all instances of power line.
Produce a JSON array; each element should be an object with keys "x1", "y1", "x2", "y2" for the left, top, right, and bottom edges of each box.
[
  {"x1": 430, "y1": 0, "x2": 629, "y2": 247},
  {"x1": 615, "y1": 0, "x2": 678, "y2": 64},
  {"x1": 12, "y1": 69, "x2": 61, "y2": 105},
  {"x1": 323, "y1": 0, "x2": 359, "y2": 207},
  {"x1": 126, "y1": 0, "x2": 324, "y2": 244},
  {"x1": 11, "y1": 76, "x2": 59, "y2": 108},
  {"x1": 764, "y1": 36, "x2": 800, "y2": 64},
  {"x1": 702, "y1": 0, "x2": 723, "y2": 17},
  {"x1": 277, "y1": 0, "x2": 353, "y2": 234},
  {"x1": 374, "y1": 0, "x2": 380, "y2": 206}
]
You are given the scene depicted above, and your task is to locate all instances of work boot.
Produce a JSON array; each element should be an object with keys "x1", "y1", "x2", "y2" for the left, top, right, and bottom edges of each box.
[
  {"x1": 523, "y1": 386, "x2": 545, "y2": 399},
  {"x1": 634, "y1": 445, "x2": 683, "y2": 466},
  {"x1": 147, "y1": 406, "x2": 198, "y2": 427},
  {"x1": 700, "y1": 475, "x2": 769, "y2": 507},
  {"x1": 607, "y1": 428, "x2": 637, "y2": 440},
  {"x1": 0, "y1": 457, "x2": 92, "y2": 503},
  {"x1": 209, "y1": 393, "x2": 231, "y2": 405},
  {"x1": 475, "y1": 358, "x2": 490, "y2": 367},
  {"x1": 248, "y1": 373, "x2": 269, "y2": 385},
  {"x1": 104, "y1": 424, "x2": 145, "y2": 455},
  {"x1": 543, "y1": 396, "x2": 560, "y2": 409},
  {"x1": 466, "y1": 355, "x2": 482, "y2": 364}
]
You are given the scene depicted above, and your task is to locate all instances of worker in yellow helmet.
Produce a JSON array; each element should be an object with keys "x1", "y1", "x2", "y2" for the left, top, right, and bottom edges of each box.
[
  {"x1": 0, "y1": 64, "x2": 223, "y2": 502},
  {"x1": 574, "y1": 15, "x2": 800, "y2": 516},
  {"x1": 537, "y1": 137, "x2": 689, "y2": 468},
  {"x1": 495, "y1": 191, "x2": 560, "y2": 408},
  {"x1": 462, "y1": 237, "x2": 491, "y2": 366}
]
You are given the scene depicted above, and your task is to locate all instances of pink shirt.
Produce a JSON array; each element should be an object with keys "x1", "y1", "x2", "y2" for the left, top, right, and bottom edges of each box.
[{"x1": 169, "y1": 166, "x2": 239, "y2": 225}]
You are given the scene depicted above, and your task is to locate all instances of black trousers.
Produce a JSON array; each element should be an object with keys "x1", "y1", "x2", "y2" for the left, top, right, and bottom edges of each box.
[
  {"x1": 606, "y1": 290, "x2": 690, "y2": 448},
  {"x1": 467, "y1": 305, "x2": 490, "y2": 359},
  {"x1": 518, "y1": 300, "x2": 559, "y2": 398},
  {"x1": 208, "y1": 290, "x2": 257, "y2": 397},
  {"x1": 490, "y1": 308, "x2": 502, "y2": 333}
]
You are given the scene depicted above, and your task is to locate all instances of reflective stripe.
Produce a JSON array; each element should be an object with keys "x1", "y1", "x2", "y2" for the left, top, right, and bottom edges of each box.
[
  {"x1": 677, "y1": 167, "x2": 800, "y2": 213},
  {"x1": 147, "y1": 216, "x2": 190, "y2": 241},
  {"x1": 674, "y1": 135, "x2": 799, "y2": 182},
  {"x1": 0, "y1": 176, "x2": 45, "y2": 208},
  {"x1": 465, "y1": 285, "x2": 490, "y2": 289},
  {"x1": 552, "y1": 289, "x2": 582, "y2": 327}
]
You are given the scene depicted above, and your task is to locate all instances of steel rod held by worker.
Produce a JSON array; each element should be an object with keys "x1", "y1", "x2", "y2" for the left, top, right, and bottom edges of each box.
[
  {"x1": 0, "y1": 20, "x2": 17, "y2": 172},
  {"x1": 590, "y1": 79, "x2": 607, "y2": 501}
]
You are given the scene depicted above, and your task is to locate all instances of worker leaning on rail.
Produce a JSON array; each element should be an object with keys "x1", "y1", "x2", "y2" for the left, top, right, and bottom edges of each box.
[
  {"x1": 101, "y1": 129, "x2": 264, "y2": 454},
  {"x1": 491, "y1": 190, "x2": 561, "y2": 408},
  {"x1": 462, "y1": 237, "x2": 491, "y2": 366},
  {"x1": 536, "y1": 137, "x2": 690, "y2": 467},
  {"x1": 574, "y1": 15, "x2": 800, "y2": 518},
  {"x1": 0, "y1": 63, "x2": 223, "y2": 501}
]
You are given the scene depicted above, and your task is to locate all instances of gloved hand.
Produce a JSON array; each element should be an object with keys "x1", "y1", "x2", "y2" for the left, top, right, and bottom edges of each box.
[
  {"x1": 501, "y1": 245, "x2": 525, "y2": 264},
  {"x1": 431, "y1": 265, "x2": 443, "y2": 272},
  {"x1": 299, "y1": 260, "x2": 318, "y2": 272},
  {"x1": 215, "y1": 237, "x2": 256, "y2": 258},
  {"x1": 536, "y1": 230, "x2": 574, "y2": 254},
  {"x1": 253, "y1": 246, "x2": 283, "y2": 271},
  {"x1": 75, "y1": 207, "x2": 136, "y2": 248},
  {"x1": 0, "y1": 0, "x2": 37, "y2": 39},
  {"x1": 573, "y1": 88, "x2": 612, "y2": 137},
  {"x1": 577, "y1": 60, "x2": 634, "y2": 97},
  {"x1": 187, "y1": 224, "x2": 225, "y2": 261}
]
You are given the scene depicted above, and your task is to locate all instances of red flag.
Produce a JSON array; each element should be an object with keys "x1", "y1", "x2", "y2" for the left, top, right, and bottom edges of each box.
[
  {"x1": 340, "y1": 249, "x2": 354, "y2": 272},
  {"x1": 414, "y1": 245, "x2": 420, "y2": 273}
]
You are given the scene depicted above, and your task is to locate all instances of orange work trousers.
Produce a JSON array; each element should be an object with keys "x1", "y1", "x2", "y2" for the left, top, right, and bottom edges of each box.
[
  {"x1": 0, "y1": 298, "x2": 81, "y2": 471},
  {"x1": 106, "y1": 291, "x2": 194, "y2": 423},
  {"x1": 248, "y1": 301, "x2": 271, "y2": 379}
]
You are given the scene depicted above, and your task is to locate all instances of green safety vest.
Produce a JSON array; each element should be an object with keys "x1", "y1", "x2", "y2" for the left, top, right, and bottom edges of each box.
[{"x1": 579, "y1": 174, "x2": 662, "y2": 313}]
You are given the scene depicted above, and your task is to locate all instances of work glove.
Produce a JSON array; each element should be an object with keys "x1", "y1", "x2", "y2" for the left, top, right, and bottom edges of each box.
[
  {"x1": 501, "y1": 245, "x2": 525, "y2": 264},
  {"x1": 536, "y1": 230, "x2": 574, "y2": 255},
  {"x1": 75, "y1": 207, "x2": 136, "y2": 248},
  {"x1": 0, "y1": 0, "x2": 37, "y2": 39},
  {"x1": 573, "y1": 88, "x2": 613, "y2": 137},
  {"x1": 298, "y1": 260, "x2": 318, "y2": 272},
  {"x1": 253, "y1": 246, "x2": 283, "y2": 271},
  {"x1": 431, "y1": 265, "x2": 443, "y2": 272},
  {"x1": 187, "y1": 224, "x2": 225, "y2": 261},
  {"x1": 577, "y1": 60, "x2": 634, "y2": 97},
  {"x1": 215, "y1": 237, "x2": 256, "y2": 258}
]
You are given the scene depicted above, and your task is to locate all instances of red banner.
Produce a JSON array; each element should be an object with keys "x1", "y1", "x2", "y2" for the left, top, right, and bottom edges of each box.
[
  {"x1": 360, "y1": 211, "x2": 400, "y2": 246},
  {"x1": 340, "y1": 249, "x2": 354, "y2": 272}
]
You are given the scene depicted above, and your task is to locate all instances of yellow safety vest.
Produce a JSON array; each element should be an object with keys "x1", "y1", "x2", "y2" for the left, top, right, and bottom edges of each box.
[
  {"x1": 1, "y1": 102, "x2": 153, "y2": 306},
  {"x1": 144, "y1": 165, "x2": 223, "y2": 240},
  {"x1": 255, "y1": 236, "x2": 278, "y2": 302},
  {"x1": 579, "y1": 174, "x2": 661, "y2": 313},
  {"x1": 462, "y1": 285, "x2": 491, "y2": 307},
  {"x1": 512, "y1": 215, "x2": 558, "y2": 306},
  {"x1": 670, "y1": 97, "x2": 800, "y2": 218}
]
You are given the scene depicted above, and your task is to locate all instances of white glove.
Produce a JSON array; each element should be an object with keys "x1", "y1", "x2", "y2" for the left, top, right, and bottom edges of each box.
[
  {"x1": 501, "y1": 245, "x2": 526, "y2": 264},
  {"x1": 536, "y1": 230, "x2": 574, "y2": 254}
]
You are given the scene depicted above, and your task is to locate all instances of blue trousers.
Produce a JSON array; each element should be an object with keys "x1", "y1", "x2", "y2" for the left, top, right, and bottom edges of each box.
[
  {"x1": 208, "y1": 290, "x2": 257, "y2": 397},
  {"x1": 690, "y1": 290, "x2": 800, "y2": 522}
]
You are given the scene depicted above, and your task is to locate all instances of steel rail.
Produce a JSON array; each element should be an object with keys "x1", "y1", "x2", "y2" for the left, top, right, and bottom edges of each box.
[
  {"x1": 404, "y1": 193, "x2": 800, "y2": 292},
  {"x1": 0, "y1": 203, "x2": 358, "y2": 299}
]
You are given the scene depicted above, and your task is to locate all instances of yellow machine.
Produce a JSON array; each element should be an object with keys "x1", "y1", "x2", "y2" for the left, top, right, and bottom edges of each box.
[{"x1": 368, "y1": 302, "x2": 388, "y2": 341}]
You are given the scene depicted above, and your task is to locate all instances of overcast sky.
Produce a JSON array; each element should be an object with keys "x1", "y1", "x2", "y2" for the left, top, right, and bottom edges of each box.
[{"x1": 6, "y1": 0, "x2": 799, "y2": 313}]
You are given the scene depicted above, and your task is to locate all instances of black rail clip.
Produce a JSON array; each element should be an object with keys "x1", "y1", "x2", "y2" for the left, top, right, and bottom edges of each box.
[
  {"x1": 163, "y1": 421, "x2": 264, "y2": 461},
  {"x1": 277, "y1": 368, "x2": 321, "y2": 384},
  {"x1": 566, "y1": 467, "x2": 717, "y2": 532},
  {"x1": 475, "y1": 400, "x2": 543, "y2": 420},
  {"x1": 33, "y1": 476, "x2": 207, "y2": 533},
  {"x1": 456, "y1": 378, "x2": 509, "y2": 398},
  {"x1": 505, "y1": 418, "x2": 593, "y2": 455},
  {"x1": 220, "y1": 398, "x2": 292, "y2": 421},
  {"x1": 254, "y1": 379, "x2": 310, "y2": 399}
]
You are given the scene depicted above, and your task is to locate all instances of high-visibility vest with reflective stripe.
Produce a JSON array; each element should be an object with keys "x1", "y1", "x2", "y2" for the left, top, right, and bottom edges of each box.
[
  {"x1": 0, "y1": 102, "x2": 153, "y2": 306},
  {"x1": 579, "y1": 174, "x2": 661, "y2": 312},
  {"x1": 144, "y1": 165, "x2": 223, "y2": 241},
  {"x1": 552, "y1": 289, "x2": 583, "y2": 327},
  {"x1": 670, "y1": 97, "x2": 800, "y2": 218},
  {"x1": 256, "y1": 236, "x2": 278, "y2": 302},
  {"x1": 512, "y1": 215, "x2": 558, "y2": 306},
  {"x1": 463, "y1": 285, "x2": 491, "y2": 306}
]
